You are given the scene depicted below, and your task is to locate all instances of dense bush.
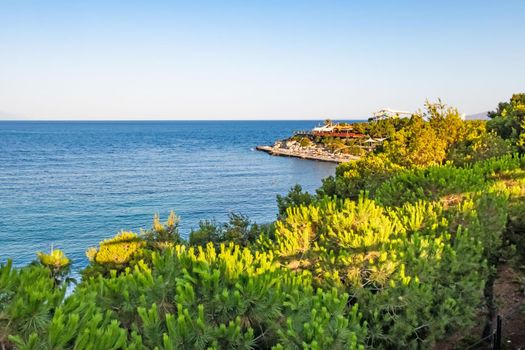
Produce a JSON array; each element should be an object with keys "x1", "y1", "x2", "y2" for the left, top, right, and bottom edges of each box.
[
  {"x1": 447, "y1": 130, "x2": 514, "y2": 165},
  {"x1": 373, "y1": 163, "x2": 487, "y2": 207},
  {"x1": 317, "y1": 153, "x2": 403, "y2": 200},
  {"x1": 488, "y1": 158, "x2": 525, "y2": 263},
  {"x1": 276, "y1": 185, "x2": 314, "y2": 218},
  {"x1": 2, "y1": 245, "x2": 367, "y2": 349},
  {"x1": 353, "y1": 117, "x2": 409, "y2": 138},
  {"x1": 371, "y1": 101, "x2": 463, "y2": 168},
  {"x1": 0, "y1": 260, "x2": 67, "y2": 349},
  {"x1": 487, "y1": 93, "x2": 525, "y2": 151},
  {"x1": 189, "y1": 212, "x2": 272, "y2": 248},
  {"x1": 271, "y1": 183, "x2": 510, "y2": 347},
  {"x1": 272, "y1": 149, "x2": 524, "y2": 347}
]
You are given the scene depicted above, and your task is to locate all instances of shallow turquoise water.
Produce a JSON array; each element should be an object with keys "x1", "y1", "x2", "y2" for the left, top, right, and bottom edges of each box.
[{"x1": 0, "y1": 121, "x2": 338, "y2": 270}]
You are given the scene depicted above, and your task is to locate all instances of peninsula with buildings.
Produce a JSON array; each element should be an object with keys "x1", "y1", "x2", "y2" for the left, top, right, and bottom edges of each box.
[{"x1": 256, "y1": 108, "x2": 410, "y2": 163}]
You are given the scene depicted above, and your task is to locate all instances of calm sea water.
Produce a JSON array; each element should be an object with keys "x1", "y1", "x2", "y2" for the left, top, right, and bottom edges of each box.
[{"x1": 0, "y1": 121, "x2": 337, "y2": 270}]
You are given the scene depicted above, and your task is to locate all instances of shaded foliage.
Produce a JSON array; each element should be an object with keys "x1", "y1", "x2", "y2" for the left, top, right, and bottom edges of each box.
[
  {"x1": 189, "y1": 212, "x2": 273, "y2": 248},
  {"x1": 276, "y1": 185, "x2": 314, "y2": 218},
  {"x1": 488, "y1": 93, "x2": 525, "y2": 152}
]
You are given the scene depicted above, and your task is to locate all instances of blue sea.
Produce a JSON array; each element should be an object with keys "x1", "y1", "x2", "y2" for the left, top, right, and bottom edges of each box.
[{"x1": 0, "y1": 121, "x2": 337, "y2": 271}]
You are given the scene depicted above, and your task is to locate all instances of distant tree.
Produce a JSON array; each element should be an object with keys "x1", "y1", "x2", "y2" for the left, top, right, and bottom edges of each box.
[
  {"x1": 189, "y1": 213, "x2": 265, "y2": 247},
  {"x1": 378, "y1": 101, "x2": 470, "y2": 167},
  {"x1": 487, "y1": 93, "x2": 525, "y2": 152},
  {"x1": 368, "y1": 118, "x2": 407, "y2": 138},
  {"x1": 351, "y1": 122, "x2": 368, "y2": 134},
  {"x1": 276, "y1": 185, "x2": 314, "y2": 218},
  {"x1": 222, "y1": 212, "x2": 252, "y2": 244},
  {"x1": 426, "y1": 100, "x2": 463, "y2": 148},
  {"x1": 383, "y1": 114, "x2": 447, "y2": 167},
  {"x1": 189, "y1": 219, "x2": 221, "y2": 246},
  {"x1": 447, "y1": 130, "x2": 514, "y2": 165}
]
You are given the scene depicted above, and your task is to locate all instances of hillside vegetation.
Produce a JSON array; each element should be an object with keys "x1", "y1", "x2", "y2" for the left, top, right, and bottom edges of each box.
[{"x1": 1, "y1": 96, "x2": 525, "y2": 349}]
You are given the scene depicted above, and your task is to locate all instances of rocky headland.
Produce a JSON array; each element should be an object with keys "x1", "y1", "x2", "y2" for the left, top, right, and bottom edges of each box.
[{"x1": 256, "y1": 138, "x2": 360, "y2": 163}]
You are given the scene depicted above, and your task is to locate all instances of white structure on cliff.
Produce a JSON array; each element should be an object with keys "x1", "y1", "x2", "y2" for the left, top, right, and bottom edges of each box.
[
  {"x1": 370, "y1": 108, "x2": 412, "y2": 122},
  {"x1": 312, "y1": 124, "x2": 335, "y2": 132}
]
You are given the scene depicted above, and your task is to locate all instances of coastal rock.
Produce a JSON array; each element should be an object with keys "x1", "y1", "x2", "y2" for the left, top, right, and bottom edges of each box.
[
  {"x1": 256, "y1": 138, "x2": 360, "y2": 163},
  {"x1": 285, "y1": 140, "x2": 297, "y2": 148}
]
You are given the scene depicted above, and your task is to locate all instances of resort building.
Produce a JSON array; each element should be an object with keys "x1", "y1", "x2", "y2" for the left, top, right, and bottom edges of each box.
[{"x1": 370, "y1": 108, "x2": 412, "y2": 122}]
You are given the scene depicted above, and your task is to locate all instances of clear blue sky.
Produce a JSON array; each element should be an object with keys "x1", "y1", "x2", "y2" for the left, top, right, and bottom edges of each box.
[{"x1": 1, "y1": 0, "x2": 524, "y2": 120}]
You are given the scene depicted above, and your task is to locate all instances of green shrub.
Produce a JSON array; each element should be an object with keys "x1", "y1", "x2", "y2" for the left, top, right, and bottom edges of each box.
[
  {"x1": 487, "y1": 93, "x2": 525, "y2": 151},
  {"x1": 189, "y1": 212, "x2": 268, "y2": 247},
  {"x1": 447, "y1": 131, "x2": 514, "y2": 165},
  {"x1": 276, "y1": 184, "x2": 315, "y2": 218},
  {"x1": 270, "y1": 184, "x2": 510, "y2": 348},
  {"x1": 5, "y1": 243, "x2": 367, "y2": 349},
  {"x1": 374, "y1": 163, "x2": 487, "y2": 207},
  {"x1": 318, "y1": 153, "x2": 403, "y2": 200},
  {"x1": 0, "y1": 261, "x2": 66, "y2": 348},
  {"x1": 189, "y1": 219, "x2": 222, "y2": 246}
]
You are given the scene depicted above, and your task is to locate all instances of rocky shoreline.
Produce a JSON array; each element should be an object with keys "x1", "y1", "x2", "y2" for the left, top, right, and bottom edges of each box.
[{"x1": 256, "y1": 139, "x2": 360, "y2": 163}]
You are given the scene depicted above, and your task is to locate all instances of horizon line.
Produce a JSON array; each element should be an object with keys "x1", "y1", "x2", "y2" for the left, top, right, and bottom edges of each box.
[{"x1": 0, "y1": 118, "x2": 369, "y2": 122}]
